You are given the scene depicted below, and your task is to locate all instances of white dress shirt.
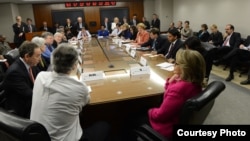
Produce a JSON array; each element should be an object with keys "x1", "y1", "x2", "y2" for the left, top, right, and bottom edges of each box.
[
  {"x1": 77, "y1": 30, "x2": 91, "y2": 39},
  {"x1": 111, "y1": 28, "x2": 122, "y2": 36},
  {"x1": 30, "y1": 71, "x2": 90, "y2": 141}
]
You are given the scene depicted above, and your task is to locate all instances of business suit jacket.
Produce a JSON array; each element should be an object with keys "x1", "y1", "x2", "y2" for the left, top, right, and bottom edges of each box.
[
  {"x1": 25, "y1": 24, "x2": 37, "y2": 33},
  {"x1": 4, "y1": 58, "x2": 37, "y2": 118},
  {"x1": 12, "y1": 22, "x2": 26, "y2": 47},
  {"x1": 223, "y1": 32, "x2": 241, "y2": 48},
  {"x1": 143, "y1": 21, "x2": 151, "y2": 30},
  {"x1": 75, "y1": 22, "x2": 88, "y2": 31},
  {"x1": 98, "y1": 29, "x2": 109, "y2": 37},
  {"x1": 151, "y1": 18, "x2": 160, "y2": 30},
  {"x1": 130, "y1": 31, "x2": 138, "y2": 40},
  {"x1": 101, "y1": 22, "x2": 112, "y2": 33},
  {"x1": 65, "y1": 24, "x2": 73, "y2": 30},
  {"x1": 198, "y1": 30, "x2": 210, "y2": 42},
  {"x1": 209, "y1": 31, "x2": 223, "y2": 46},
  {"x1": 39, "y1": 26, "x2": 52, "y2": 33},
  {"x1": 129, "y1": 19, "x2": 139, "y2": 26},
  {"x1": 164, "y1": 39, "x2": 183, "y2": 59},
  {"x1": 141, "y1": 36, "x2": 166, "y2": 51}
]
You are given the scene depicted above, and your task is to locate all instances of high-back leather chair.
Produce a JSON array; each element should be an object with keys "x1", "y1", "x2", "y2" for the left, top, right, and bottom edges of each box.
[
  {"x1": 0, "y1": 108, "x2": 51, "y2": 141},
  {"x1": 134, "y1": 81, "x2": 226, "y2": 141}
]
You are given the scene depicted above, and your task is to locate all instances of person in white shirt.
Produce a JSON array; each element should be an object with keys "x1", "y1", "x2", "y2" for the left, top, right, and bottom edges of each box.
[
  {"x1": 110, "y1": 23, "x2": 122, "y2": 37},
  {"x1": 77, "y1": 27, "x2": 91, "y2": 39},
  {"x1": 30, "y1": 44, "x2": 110, "y2": 141},
  {"x1": 111, "y1": 17, "x2": 120, "y2": 31}
]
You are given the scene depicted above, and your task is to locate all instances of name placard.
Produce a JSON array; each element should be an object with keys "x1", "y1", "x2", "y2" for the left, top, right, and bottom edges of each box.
[
  {"x1": 139, "y1": 56, "x2": 147, "y2": 66},
  {"x1": 118, "y1": 40, "x2": 122, "y2": 47},
  {"x1": 130, "y1": 66, "x2": 150, "y2": 76},
  {"x1": 78, "y1": 55, "x2": 83, "y2": 64},
  {"x1": 82, "y1": 71, "x2": 105, "y2": 81},
  {"x1": 114, "y1": 38, "x2": 120, "y2": 44},
  {"x1": 130, "y1": 49, "x2": 136, "y2": 58},
  {"x1": 77, "y1": 63, "x2": 82, "y2": 74},
  {"x1": 125, "y1": 44, "x2": 131, "y2": 53}
]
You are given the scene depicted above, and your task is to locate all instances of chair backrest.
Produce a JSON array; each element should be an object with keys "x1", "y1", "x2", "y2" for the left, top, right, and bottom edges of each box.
[
  {"x1": 0, "y1": 108, "x2": 51, "y2": 141},
  {"x1": 179, "y1": 81, "x2": 225, "y2": 124},
  {"x1": 243, "y1": 35, "x2": 250, "y2": 46},
  {"x1": 4, "y1": 48, "x2": 20, "y2": 66}
]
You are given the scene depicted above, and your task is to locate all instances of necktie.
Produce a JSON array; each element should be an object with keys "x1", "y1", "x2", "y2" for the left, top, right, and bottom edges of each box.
[
  {"x1": 40, "y1": 59, "x2": 44, "y2": 68},
  {"x1": 29, "y1": 67, "x2": 34, "y2": 84},
  {"x1": 29, "y1": 25, "x2": 32, "y2": 32},
  {"x1": 166, "y1": 43, "x2": 174, "y2": 58},
  {"x1": 223, "y1": 37, "x2": 230, "y2": 46},
  {"x1": 152, "y1": 39, "x2": 156, "y2": 50},
  {"x1": 48, "y1": 45, "x2": 53, "y2": 52}
]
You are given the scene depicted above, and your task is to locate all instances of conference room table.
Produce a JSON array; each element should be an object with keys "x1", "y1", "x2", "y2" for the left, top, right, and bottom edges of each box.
[
  {"x1": 79, "y1": 37, "x2": 172, "y2": 105},
  {"x1": 77, "y1": 37, "x2": 173, "y2": 136}
]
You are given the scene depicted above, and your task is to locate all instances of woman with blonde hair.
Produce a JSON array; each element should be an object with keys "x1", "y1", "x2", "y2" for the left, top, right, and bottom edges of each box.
[
  {"x1": 148, "y1": 49, "x2": 205, "y2": 139},
  {"x1": 119, "y1": 23, "x2": 132, "y2": 39},
  {"x1": 111, "y1": 17, "x2": 120, "y2": 31},
  {"x1": 209, "y1": 24, "x2": 223, "y2": 47},
  {"x1": 133, "y1": 23, "x2": 149, "y2": 45}
]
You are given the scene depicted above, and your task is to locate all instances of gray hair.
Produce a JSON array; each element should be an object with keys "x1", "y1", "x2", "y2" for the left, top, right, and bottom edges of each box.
[
  {"x1": 41, "y1": 32, "x2": 53, "y2": 39},
  {"x1": 31, "y1": 37, "x2": 45, "y2": 47},
  {"x1": 54, "y1": 32, "x2": 63, "y2": 37},
  {"x1": 52, "y1": 43, "x2": 78, "y2": 74}
]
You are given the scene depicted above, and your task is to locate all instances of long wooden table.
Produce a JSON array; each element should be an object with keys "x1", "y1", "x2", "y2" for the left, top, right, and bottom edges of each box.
[{"x1": 81, "y1": 38, "x2": 171, "y2": 105}]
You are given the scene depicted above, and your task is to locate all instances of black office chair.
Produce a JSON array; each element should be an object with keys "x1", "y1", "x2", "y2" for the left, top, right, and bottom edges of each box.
[
  {"x1": 134, "y1": 81, "x2": 226, "y2": 141},
  {"x1": 0, "y1": 80, "x2": 5, "y2": 108},
  {"x1": 4, "y1": 48, "x2": 19, "y2": 65},
  {"x1": 0, "y1": 108, "x2": 51, "y2": 141}
]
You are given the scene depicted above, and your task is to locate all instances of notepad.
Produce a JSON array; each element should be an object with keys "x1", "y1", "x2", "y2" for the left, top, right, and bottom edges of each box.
[{"x1": 156, "y1": 62, "x2": 174, "y2": 68}]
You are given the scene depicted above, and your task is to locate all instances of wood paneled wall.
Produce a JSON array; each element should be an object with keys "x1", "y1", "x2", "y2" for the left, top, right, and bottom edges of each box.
[{"x1": 33, "y1": 0, "x2": 144, "y2": 33}]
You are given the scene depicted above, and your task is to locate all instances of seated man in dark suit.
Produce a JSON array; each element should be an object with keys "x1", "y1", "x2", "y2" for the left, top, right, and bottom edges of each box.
[
  {"x1": 214, "y1": 24, "x2": 241, "y2": 63},
  {"x1": 25, "y1": 18, "x2": 36, "y2": 33},
  {"x1": 4, "y1": 41, "x2": 41, "y2": 118},
  {"x1": 217, "y1": 36, "x2": 250, "y2": 82},
  {"x1": 74, "y1": 17, "x2": 88, "y2": 36},
  {"x1": 39, "y1": 21, "x2": 52, "y2": 33},
  {"x1": 167, "y1": 22, "x2": 177, "y2": 32},
  {"x1": 158, "y1": 29, "x2": 183, "y2": 63},
  {"x1": 151, "y1": 13, "x2": 160, "y2": 30},
  {"x1": 97, "y1": 25, "x2": 109, "y2": 37},
  {"x1": 102, "y1": 17, "x2": 111, "y2": 33},
  {"x1": 140, "y1": 28, "x2": 166, "y2": 52}
]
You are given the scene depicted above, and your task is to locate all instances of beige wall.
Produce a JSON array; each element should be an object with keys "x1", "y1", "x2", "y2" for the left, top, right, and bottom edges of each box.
[
  {"x1": 143, "y1": 0, "x2": 154, "y2": 22},
  {"x1": 19, "y1": 4, "x2": 35, "y2": 25},
  {"x1": 0, "y1": 3, "x2": 16, "y2": 42},
  {"x1": 144, "y1": 0, "x2": 173, "y2": 31},
  {"x1": 173, "y1": 0, "x2": 250, "y2": 38},
  {"x1": 0, "y1": 3, "x2": 34, "y2": 42}
]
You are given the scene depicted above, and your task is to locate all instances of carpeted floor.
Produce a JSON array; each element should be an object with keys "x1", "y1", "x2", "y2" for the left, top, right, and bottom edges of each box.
[{"x1": 204, "y1": 66, "x2": 250, "y2": 124}]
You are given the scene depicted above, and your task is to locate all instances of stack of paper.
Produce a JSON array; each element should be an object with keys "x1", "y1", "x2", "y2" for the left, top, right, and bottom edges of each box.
[{"x1": 156, "y1": 62, "x2": 174, "y2": 71}]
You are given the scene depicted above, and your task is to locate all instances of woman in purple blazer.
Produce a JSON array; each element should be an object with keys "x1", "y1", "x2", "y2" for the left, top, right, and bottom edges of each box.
[{"x1": 148, "y1": 49, "x2": 206, "y2": 138}]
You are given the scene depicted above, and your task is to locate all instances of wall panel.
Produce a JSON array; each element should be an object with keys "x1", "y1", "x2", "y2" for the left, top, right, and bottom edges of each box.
[{"x1": 33, "y1": 0, "x2": 144, "y2": 33}]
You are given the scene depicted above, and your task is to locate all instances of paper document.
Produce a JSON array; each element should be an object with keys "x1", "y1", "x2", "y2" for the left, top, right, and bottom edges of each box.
[{"x1": 156, "y1": 62, "x2": 174, "y2": 68}]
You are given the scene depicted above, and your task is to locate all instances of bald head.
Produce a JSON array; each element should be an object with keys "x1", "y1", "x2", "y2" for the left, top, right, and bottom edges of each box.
[{"x1": 77, "y1": 17, "x2": 82, "y2": 23}]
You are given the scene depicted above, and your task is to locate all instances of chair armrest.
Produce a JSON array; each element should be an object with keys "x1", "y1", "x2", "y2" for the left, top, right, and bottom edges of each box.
[{"x1": 134, "y1": 124, "x2": 169, "y2": 141}]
